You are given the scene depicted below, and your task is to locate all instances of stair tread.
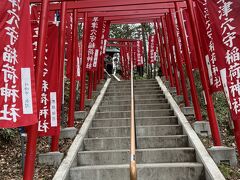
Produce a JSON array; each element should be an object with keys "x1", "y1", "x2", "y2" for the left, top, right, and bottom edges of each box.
[
  {"x1": 89, "y1": 124, "x2": 181, "y2": 130},
  {"x1": 99, "y1": 103, "x2": 169, "y2": 107},
  {"x1": 95, "y1": 109, "x2": 172, "y2": 113},
  {"x1": 84, "y1": 134, "x2": 187, "y2": 140},
  {"x1": 71, "y1": 162, "x2": 203, "y2": 170},
  {"x1": 94, "y1": 116, "x2": 177, "y2": 121},
  {"x1": 78, "y1": 147, "x2": 195, "y2": 153}
]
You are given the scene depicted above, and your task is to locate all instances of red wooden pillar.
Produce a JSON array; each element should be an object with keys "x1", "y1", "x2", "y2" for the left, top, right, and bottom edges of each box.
[
  {"x1": 93, "y1": 71, "x2": 97, "y2": 91},
  {"x1": 51, "y1": 1, "x2": 67, "y2": 152},
  {"x1": 161, "y1": 16, "x2": 174, "y2": 87},
  {"x1": 165, "y1": 13, "x2": 181, "y2": 95},
  {"x1": 88, "y1": 72, "x2": 93, "y2": 99},
  {"x1": 67, "y1": 9, "x2": 78, "y2": 127},
  {"x1": 175, "y1": 3, "x2": 203, "y2": 121},
  {"x1": 24, "y1": 1, "x2": 49, "y2": 179},
  {"x1": 169, "y1": 10, "x2": 190, "y2": 107},
  {"x1": 97, "y1": 58, "x2": 101, "y2": 84},
  {"x1": 182, "y1": 1, "x2": 221, "y2": 146},
  {"x1": 80, "y1": 12, "x2": 88, "y2": 111},
  {"x1": 154, "y1": 21, "x2": 166, "y2": 77},
  {"x1": 157, "y1": 19, "x2": 169, "y2": 80}
]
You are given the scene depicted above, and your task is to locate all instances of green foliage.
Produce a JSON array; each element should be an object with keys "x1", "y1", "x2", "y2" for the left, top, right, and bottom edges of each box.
[
  {"x1": 218, "y1": 164, "x2": 240, "y2": 180},
  {"x1": 110, "y1": 24, "x2": 140, "y2": 39},
  {"x1": 109, "y1": 23, "x2": 153, "y2": 39},
  {"x1": 0, "y1": 128, "x2": 16, "y2": 142}
]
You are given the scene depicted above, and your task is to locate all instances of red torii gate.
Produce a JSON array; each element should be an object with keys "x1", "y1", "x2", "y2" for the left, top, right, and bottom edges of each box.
[
  {"x1": 107, "y1": 38, "x2": 139, "y2": 80},
  {"x1": 20, "y1": 0, "x2": 223, "y2": 179}
]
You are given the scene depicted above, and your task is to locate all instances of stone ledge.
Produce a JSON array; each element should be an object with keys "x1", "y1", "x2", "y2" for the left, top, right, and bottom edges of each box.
[
  {"x1": 85, "y1": 99, "x2": 94, "y2": 107},
  {"x1": 38, "y1": 152, "x2": 64, "y2": 167},
  {"x1": 60, "y1": 127, "x2": 78, "y2": 139},
  {"x1": 208, "y1": 146, "x2": 238, "y2": 167},
  {"x1": 193, "y1": 121, "x2": 211, "y2": 137},
  {"x1": 53, "y1": 78, "x2": 111, "y2": 180},
  {"x1": 181, "y1": 106, "x2": 195, "y2": 116},
  {"x1": 74, "y1": 111, "x2": 87, "y2": 120},
  {"x1": 156, "y1": 76, "x2": 225, "y2": 180},
  {"x1": 173, "y1": 95, "x2": 184, "y2": 104}
]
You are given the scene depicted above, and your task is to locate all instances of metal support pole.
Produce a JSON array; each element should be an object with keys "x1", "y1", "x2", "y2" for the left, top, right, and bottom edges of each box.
[
  {"x1": 24, "y1": 1, "x2": 49, "y2": 179},
  {"x1": 88, "y1": 72, "x2": 93, "y2": 99},
  {"x1": 51, "y1": 1, "x2": 67, "y2": 152},
  {"x1": 67, "y1": 9, "x2": 78, "y2": 127},
  {"x1": 161, "y1": 16, "x2": 174, "y2": 87},
  {"x1": 175, "y1": 3, "x2": 203, "y2": 121},
  {"x1": 130, "y1": 55, "x2": 137, "y2": 180},
  {"x1": 180, "y1": 1, "x2": 221, "y2": 145},
  {"x1": 169, "y1": 10, "x2": 190, "y2": 107},
  {"x1": 165, "y1": 13, "x2": 181, "y2": 95},
  {"x1": 80, "y1": 12, "x2": 88, "y2": 111}
]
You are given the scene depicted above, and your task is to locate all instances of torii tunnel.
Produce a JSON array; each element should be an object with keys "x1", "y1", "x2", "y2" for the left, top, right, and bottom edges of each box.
[{"x1": 0, "y1": 0, "x2": 239, "y2": 179}]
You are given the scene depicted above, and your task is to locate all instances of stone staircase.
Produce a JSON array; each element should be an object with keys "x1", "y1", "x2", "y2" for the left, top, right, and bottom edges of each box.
[{"x1": 69, "y1": 79, "x2": 205, "y2": 180}]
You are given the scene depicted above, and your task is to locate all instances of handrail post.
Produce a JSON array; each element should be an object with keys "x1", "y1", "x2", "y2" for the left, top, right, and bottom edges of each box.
[{"x1": 130, "y1": 54, "x2": 137, "y2": 180}]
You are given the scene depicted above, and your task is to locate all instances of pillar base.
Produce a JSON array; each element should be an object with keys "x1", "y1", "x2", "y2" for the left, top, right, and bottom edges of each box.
[
  {"x1": 85, "y1": 99, "x2": 94, "y2": 107},
  {"x1": 97, "y1": 83, "x2": 104, "y2": 91},
  {"x1": 38, "y1": 152, "x2": 64, "y2": 167},
  {"x1": 208, "y1": 146, "x2": 238, "y2": 167},
  {"x1": 181, "y1": 106, "x2": 195, "y2": 116},
  {"x1": 193, "y1": 121, "x2": 211, "y2": 137},
  {"x1": 161, "y1": 76, "x2": 166, "y2": 82},
  {"x1": 74, "y1": 111, "x2": 87, "y2": 120},
  {"x1": 169, "y1": 87, "x2": 177, "y2": 94},
  {"x1": 164, "y1": 81, "x2": 170, "y2": 88},
  {"x1": 174, "y1": 95, "x2": 184, "y2": 104},
  {"x1": 60, "y1": 127, "x2": 78, "y2": 139},
  {"x1": 92, "y1": 91, "x2": 100, "y2": 98}
]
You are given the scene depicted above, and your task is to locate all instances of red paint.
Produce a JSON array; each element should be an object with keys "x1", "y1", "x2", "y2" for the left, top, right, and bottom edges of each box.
[
  {"x1": 51, "y1": 1, "x2": 67, "y2": 152},
  {"x1": 161, "y1": 16, "x2": 174, "y2": 87},
  {"x1": 67, "y1": 9, "x2": 78, "y2": 127},
  {"x1": 80, "y1": 12, "x2": 88, "y2": 111},
  {"x1": 156, "y1": 19, "x2": 169, "y2": 80},
  {"x1": 88, "y1": 72, "x2": 93, "y2": 99},
  {"x1": 184, "y1": 0, "x2": 221, "y2": 145},
  {"x1": 154, "y1": 21, "x2": 166, "y2": 77},
  {"x1": 169, "y1": 10, "x2": 190, "y2": 107},
  {"x1": 175, "y1": 2, "x2": 203, "y2": 121},
  {"x1": 165, "y1": 12, "x2": 181, "y2": 95},
  {"x1": 24, "y1": 0, "x2": 50, "y2": 179}
]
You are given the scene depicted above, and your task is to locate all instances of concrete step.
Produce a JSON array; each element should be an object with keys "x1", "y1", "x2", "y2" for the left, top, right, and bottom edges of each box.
[
  {"x1": 101, "y1": 99, "x2": 168, "y2": 106},
  {"x1": 88, "y1": 125, "x2": 182, "y2": 138},
  {"x1": 78, "y1": 148, "x2": 196, "y2": 166},
  {"x1": 106, "y1": 87, "x2": 161, "y2": 93},
  {"x1": 92, "y1": 116, "x2": 178, "y2": 127},
  {"x1": 94, "y1": 110, "x2": 174, "y2": 119},
  {"x1": 110, "y1": 80, "x2": 156, "y2": 85},
  {"x1": 70, "y1": 163, "x2": 204, "y2": 180},
  {"x1": 83, "y1": 135, "x2": 188, "y2": 150},
  {"x1": 108, "y1": 84, "x2": 160, "y2": 89},
  {"x1": 98, "y1": 103, "x2": 170, "y2": 112},
  {"x1": 112, "y1": 81, "x2": 157, "y2": 84},
  {"x1": 103, "y1": 94, "x2": 165, "y2": 101},
  {"x1": 105, "y1": 90, "x2": 163, "y2": 96}
]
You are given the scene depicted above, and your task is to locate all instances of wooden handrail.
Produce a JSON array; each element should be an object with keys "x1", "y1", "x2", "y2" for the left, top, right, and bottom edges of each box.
[{"x1": 130, "y1": 58, "x2": 137, "y2": 180}]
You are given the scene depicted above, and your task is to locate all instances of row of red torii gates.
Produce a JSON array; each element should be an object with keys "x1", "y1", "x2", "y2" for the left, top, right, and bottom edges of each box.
[{"x1": 1, "y1": 0, "x2": 240, "y2": 179}]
